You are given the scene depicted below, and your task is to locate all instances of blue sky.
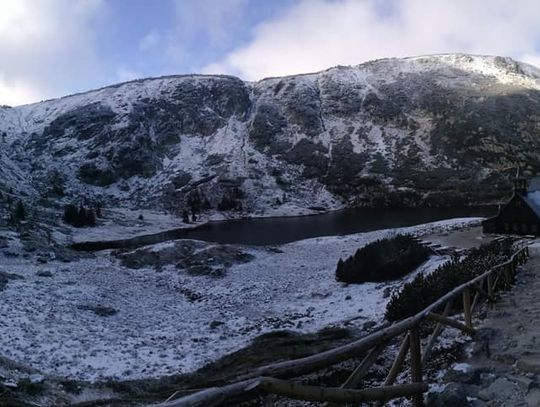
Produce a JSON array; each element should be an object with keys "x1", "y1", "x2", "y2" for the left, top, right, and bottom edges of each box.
[
  {"x1": 1, "y1": 0, "x2": 540, "y2": 105},
  {"x1": 97, "y1": 0, "x2": 296, "y2": 82}
]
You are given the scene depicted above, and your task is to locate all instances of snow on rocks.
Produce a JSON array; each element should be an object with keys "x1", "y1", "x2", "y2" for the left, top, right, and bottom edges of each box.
[{"x1": 0, "y1": 217, "x2": 480, "y2": 382}]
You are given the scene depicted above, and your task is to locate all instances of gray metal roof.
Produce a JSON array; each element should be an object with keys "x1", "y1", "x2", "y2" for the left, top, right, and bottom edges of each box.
[
  {"x1": 528, "y1": 176, "x2": 540, "y2": 192},
  {"x1": 522, "y1": 191, "x2": 540, "y2": 218}
]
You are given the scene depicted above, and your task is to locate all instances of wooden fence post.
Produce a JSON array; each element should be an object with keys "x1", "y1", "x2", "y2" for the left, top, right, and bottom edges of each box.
[
  {"x1": 462, "y1": 288, "x2": 472, "y2": 329},
  {"x1": 409, "y1": 327, "x2": 423, "y2": 407},
  {"x1": 487, "y1": 273, "x2": 493, "y2": 299},
  {"x1": 422, "y1": 301, "x2": 452, "y2": 366}
]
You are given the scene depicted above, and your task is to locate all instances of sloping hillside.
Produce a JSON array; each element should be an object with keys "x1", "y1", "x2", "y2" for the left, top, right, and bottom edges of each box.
[{"x1": 2, "y1": 54, "x2": 540, "y2": 220}]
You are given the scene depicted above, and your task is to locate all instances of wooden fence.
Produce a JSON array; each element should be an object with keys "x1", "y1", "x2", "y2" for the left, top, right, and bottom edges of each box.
[{"x1": 156, "y1": 242, "x2": 530, "y2": 407}]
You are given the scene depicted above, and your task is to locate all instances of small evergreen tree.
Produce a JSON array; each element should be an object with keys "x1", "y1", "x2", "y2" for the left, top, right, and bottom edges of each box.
[
  {"x1": 95, "y1": 202, "x2": 102, "y2": 218},
  {"x1": 63, "y1": 203, "x2": 97, "y2": 227},
  {"x1": 182, "y1": 209, "x2": 190, "y2": 223},
  {"x1": 202, "y1": 197, "x2": 212, "y2": 210},
  {"x1": 78, "y1": 205, "x2": 86, "y2": 222},
  {"x1": 85, "y1": 209, "x2": 96, "y2": 226},
  {"x1": 63, "y1": 204, "x2": 79, "y2": 225},
  {"x1": 15, "y1": 201, "x2": 26, "y2": 220}
]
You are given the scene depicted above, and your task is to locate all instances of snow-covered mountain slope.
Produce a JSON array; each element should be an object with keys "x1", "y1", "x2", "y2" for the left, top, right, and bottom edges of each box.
[{"x1": 2, "y1": 54, "x2": 540, "y2": 217}]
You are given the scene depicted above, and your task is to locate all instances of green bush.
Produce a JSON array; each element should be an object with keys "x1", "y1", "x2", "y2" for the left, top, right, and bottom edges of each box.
[
  {"x1": 385, "y1": 239, "x2": 514, "y2": 321},
  {"x1": 336, "y1": 235, "x2": 430, "y2": 284}
]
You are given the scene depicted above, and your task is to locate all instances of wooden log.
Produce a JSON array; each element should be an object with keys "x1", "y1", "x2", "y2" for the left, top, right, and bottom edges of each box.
[
  {"x1": 373, "y1": 334, "x2": 410, "y2": 407},
  {"x1": 471, "y1": 291, "x2": 480, "y2": 315},
  {"x1": 240, "y1": 318, "x2": 418, "y2": 381},
  {"x1": 472, "y1": 283, "x2": 495, "y2": 303},
  {"x1": 462, "y1": 288, "x2": 472, "y2": 329},
  {"x1": 340, "y1": 341, "x2": 388, "y2": 389},
  {"x1": 487, "y1": 273, "x2": 494, "y2": 298},
  {"x1": 506, "y1": 264, "x2": 513, "y2": 285},
  {"x1": 492, "y1": 273, "x2": 501, "y2": 292},
  {"x1": 409, "y1": 328, "x2": 423, "y2": 407},
  {"x1": 422, "y1": 301, "x2": 452, "y2": 366},
  {"x1": 257, "y1": 378, "x2": 428, "y2": 404},
  {"x1": 156, "y1": 378, "x2": 259, "y2": 407},
  {"x1": 156, "y1": 378, "x2": 428, "y2": 407},
  {"x1": 426, "y1": 313, "x2": 475, "y2": 336},
  {"x1": 384, "y1": 333, "x2": 410, "y2": 386}
]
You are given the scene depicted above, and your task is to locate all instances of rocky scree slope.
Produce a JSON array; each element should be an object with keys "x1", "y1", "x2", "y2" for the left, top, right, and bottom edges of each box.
[{"x1": 1, "y1": 54, "x2": 540, "y2": 219}]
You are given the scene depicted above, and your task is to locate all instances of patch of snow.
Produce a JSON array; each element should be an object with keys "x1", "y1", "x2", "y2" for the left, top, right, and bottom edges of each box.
[
  {"x1": 452, "y1": 362, "x2": 472, "y2": 373},
  {"x1": 0, "y1": 217, "x2": 480, "y2": 382}
]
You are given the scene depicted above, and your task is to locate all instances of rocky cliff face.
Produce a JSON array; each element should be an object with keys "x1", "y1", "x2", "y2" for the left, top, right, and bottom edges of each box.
[{"x1": 2, "y1": 54, "x2": 540, "y2": 217}]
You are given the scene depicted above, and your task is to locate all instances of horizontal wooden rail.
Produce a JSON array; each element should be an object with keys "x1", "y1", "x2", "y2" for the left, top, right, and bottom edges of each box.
[
  {"x1": 257, "y1": 378, "x2": 428, "y2": 404},
  {"x1": 426, "y1": 312, "x2": 475, "y2": 336},
  {"x1": 157, "y1": 242, "x2": 530, "y2": 407}
]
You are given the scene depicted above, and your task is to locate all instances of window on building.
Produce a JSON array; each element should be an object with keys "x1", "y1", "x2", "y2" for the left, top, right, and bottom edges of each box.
[{"x1": 532, "y1": 224, "x2": 538, "y2": 234}]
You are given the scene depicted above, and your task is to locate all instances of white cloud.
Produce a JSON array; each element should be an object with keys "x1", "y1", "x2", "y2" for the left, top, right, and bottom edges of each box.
[
  {"x1": 0, "y1": 74, "x2": 42, "y2": 107},
  {"x1": 139, "y1": 30, "x2": 160, "y2": 52},
  {"x1": 0, "y1": 0, "x2": 104, "y2": 105},
  {"x1": 204, "y1": 0, "x2": 540, "y2": 80},
  {"x1": 116, "y1": 67, "x2": 143, "y2": 82},
  {"x1": 168, "y1": 0, "x2": 250, "y2": 64}
]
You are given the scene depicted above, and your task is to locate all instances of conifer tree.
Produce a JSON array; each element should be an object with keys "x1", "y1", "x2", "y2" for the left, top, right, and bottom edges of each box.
[
  {"x1": 182, "y1": 209, "x2": 190, "y2": 223},
  {"x1": 15, "y1": 200, "x2": 25, "y2": 220}
]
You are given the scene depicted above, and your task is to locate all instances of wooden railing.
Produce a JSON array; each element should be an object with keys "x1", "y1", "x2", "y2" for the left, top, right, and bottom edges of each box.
[{"x1": 156, "y1": 243, "x2": 530, "y2": 407}]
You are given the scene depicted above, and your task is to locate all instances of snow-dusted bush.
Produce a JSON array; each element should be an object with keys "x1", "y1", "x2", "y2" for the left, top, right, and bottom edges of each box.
[
  {"x1": 385, "y1": 239, "x2": 514, "y2": 321},
  {"x1": 335, "y1": 235, "x2": 430, "y2": 284}
]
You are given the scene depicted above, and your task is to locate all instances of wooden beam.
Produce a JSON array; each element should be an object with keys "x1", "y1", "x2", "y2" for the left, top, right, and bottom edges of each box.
[
  {"x1": 487, "y1": 273, "x2": 494, "y2": 299},
  {"x1": 426, "y1": 312, "x2": 475, "y2": 336},
  {"x1": 156, "y1": 378, "x2": 428, "y2": 407},
  {"x1": 422, "y1": 301, "x2": 452, "y2": 366},
  {"x1": 473, "y1": 283, "x2": 495, "y2": 303},
  {"x1": 239, "y1": 318, "x2": 418, "y2": 381},
  {"x1": 257, "y1": 378, "x2": 428, "y2": 404},
  {"x1": 374, "y1": 334, "x2": 410, "y2": 407},
  {"x1": 384, "y1": 333, "x2": 410, "y2": 386},
  {"x1": 409, "y1": 328, "x2": 423, "y2": 407},
  {"x1": 462, "y1": 288, "x2": 472, "y2": 329},
  {"x1": 156, "y1": 378, "x2": 259, "y2": 407},
  {"x1": 340, "y1": 341, "x2": 388, "y2": 389}
]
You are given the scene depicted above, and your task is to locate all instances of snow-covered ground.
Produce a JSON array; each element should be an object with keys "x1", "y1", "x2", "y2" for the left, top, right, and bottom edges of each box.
[{"x1": 0, "y1": 217, "x2": 480, "y2": 382}]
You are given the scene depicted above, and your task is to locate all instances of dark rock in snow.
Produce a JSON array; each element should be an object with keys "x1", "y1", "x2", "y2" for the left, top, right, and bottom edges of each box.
[
  {"x1": 427, "y1": 382, "x2": 470, "y2": 407},
  {"x1": 77, "y1": 305, "x2": 118, "y2": 317}
]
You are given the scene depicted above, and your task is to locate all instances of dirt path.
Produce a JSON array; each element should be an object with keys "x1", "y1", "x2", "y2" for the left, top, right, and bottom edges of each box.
[{"x1": 431, "y1": 242, "x2": 540, "y2": 406}]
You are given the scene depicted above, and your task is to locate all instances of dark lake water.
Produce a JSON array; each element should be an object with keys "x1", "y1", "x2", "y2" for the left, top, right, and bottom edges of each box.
[
  {"x1": 73, "y1": 206, "x2": 497, "y2": 251},
  {"x1": 182, "y1": 206, "x2": 497, "y2": 245}
]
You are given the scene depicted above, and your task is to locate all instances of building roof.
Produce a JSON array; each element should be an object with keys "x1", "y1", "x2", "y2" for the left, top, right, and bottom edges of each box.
[
  {"x1": 519, "y1": 177, "x2": 540, "y2": 218},
  {"x1": 521, "y1": 191, "x2": 540, "y2": 218},
  {"x1": 528, "y1": 176, "x2": 540, "y2": 193},
  {"x1": 483, "y1": 176, "x2": 540, "y2": 225}
]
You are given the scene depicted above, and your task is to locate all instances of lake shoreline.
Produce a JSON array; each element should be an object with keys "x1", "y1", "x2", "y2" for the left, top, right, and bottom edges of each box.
[{"x1": 70, "y1": 206, "x2": 497, "y2": 251}]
